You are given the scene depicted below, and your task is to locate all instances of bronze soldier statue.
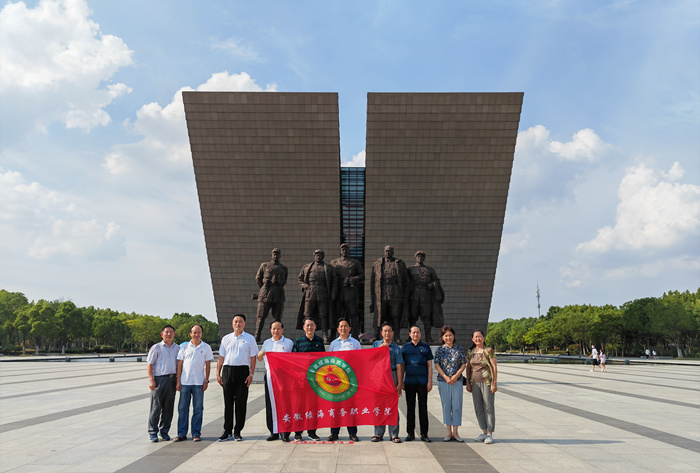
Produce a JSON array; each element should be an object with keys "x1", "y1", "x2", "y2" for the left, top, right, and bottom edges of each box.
[
  {"x1": 254, "y1": 248, "x2": 288, "y2": 342},
  {"x1": 370, "y1": 245, "x2": 408, "y2": 343},
  {"x1": 330, "y1": 244, "x2": 364, "y2": 336},
  {"x1": 297, "y1": 249, "x2": 337, "y2": 342},
  {"x1": 406, "y1": 251, "x2": 444, "y2": 344}
]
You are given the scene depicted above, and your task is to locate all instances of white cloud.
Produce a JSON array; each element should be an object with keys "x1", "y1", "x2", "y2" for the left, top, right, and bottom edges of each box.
[
  {"x1": 104, "y1": 71, "x2": 277, "y2": 175},
  {"x1": 0, "y1": 168, "x2": 125, "y2": 260},
  {"x1": 510, "y1": 125, "x2": 615, "y2": 207},
  {"x1": 603, "y1": 255, "x2": 700, "y2": 280},
  {"x1": 0, "y1": 0, "x2": 133, "y2": 131},
  {"x1": 211, "y1": 38, "x2": 262, "y2": 62},
  {"x1": 548, "y1": 128, "x2": 614, "y2": 161},
  {"x1": 499, "y1": 230, "x2": 530, "y2": 255},
  {"x1": 577, "y1": 162, "x2": 700, "y2": 252},
  {"x1": 341, "y1": 150, "x2": 365, "y2": 167}
]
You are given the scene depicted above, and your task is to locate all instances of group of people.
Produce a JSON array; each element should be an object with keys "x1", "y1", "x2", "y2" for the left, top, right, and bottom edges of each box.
[
  {"x1": 587, "y1": 345, "x2": 608, "y2": 372},
  {"x1": 147, "y1": 314, "x2": 498, "y2": 445}
]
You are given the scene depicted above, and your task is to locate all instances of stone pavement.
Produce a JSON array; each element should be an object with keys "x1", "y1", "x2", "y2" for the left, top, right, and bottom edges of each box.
[{"x1": 0, "y1": 359, "x2": 698, "y2": 473}]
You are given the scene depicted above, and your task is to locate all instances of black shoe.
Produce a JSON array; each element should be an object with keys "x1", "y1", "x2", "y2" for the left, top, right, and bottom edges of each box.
[
  {"x1": 266, "y1": 434, "x2": 279, "y2": 441},
  {"x1": 234, "y1": 434, "x2": 243, "y2": 441},
  {"x1": 327, "y1": 434, "x2": 339, "y2": 441},
  {"x1": 421, "y1": 434, "x2": 432, "y2": 443},
  {"x1": 282, "y1": 434, "x2": 290, "y2": 443},
  {"x1": 349, "y1": 434, "x2": 360, "y2": 442},
  {"x1": 309, "y1": 433, "x2": 320, "y2": 441},
  {"x1": 218, "y1": 432, "x2": 233, "y2": 442},
  {"x1": 294, "y1": 433, "x2": 303, "y2": 441},
  {"x1": 405, "y1": 433, "x2": 415, "y2": 442},
  {"x1": 160, "y1": 433, "x2": 171, "y2": 441}
]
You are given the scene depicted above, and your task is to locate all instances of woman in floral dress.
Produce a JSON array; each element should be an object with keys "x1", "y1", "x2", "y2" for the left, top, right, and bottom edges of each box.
[{"x1": 434, "y1": 325, "x2": 467, "y2": 442}]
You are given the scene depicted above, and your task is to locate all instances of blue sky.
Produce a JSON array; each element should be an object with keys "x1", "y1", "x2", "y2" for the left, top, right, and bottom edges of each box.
[{"x1": 1, "y1": 0, "x2": 698, "y2": 323}]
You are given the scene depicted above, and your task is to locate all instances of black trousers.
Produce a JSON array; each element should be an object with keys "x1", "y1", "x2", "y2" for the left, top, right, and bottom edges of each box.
[
  {"x1": 405, "y1": 384, "x2": 429, "y2": 436},
  {"x1": 222, "y1": 365, "x2": 250, "y2": 435},
  {"x1": 264, "y1": 373, "x2": 275, "y2": 434}
]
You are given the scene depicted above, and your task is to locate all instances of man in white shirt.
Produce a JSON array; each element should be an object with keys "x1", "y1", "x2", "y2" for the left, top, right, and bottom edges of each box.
[
  {"x1": 217, "y1": 314, "x2": 258, "y2": 441},
  {"x1": 257, "y1": 320, "x2": 293, "y2": 441},
  {"x1": 328, "y1": 318, "x2": 362, "y2": 442},
  {"x1": 174, "y1": 325, "x2": 213, "y2": 442},
  {"x1": 588, "y1": 345, "x2": 599, "y2": 372},
  {"x1": 147, "y1": 324, "x2": 179, "y2": 442}
]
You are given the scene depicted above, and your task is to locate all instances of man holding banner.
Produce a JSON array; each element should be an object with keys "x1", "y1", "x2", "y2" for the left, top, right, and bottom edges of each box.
[
  {"x1": 265, "y1": 320, "x2": 398, "y2": 439},
  {"x1": 290, "y1": 318, "x2": 326, "y2": 441},
  {"x1": 257, "y1": 320, "x2": 293, "y2": 442},
  {"x1": 327, "y1": 318, "x2": 362, "y2": 442},
  {"x1": 372, "y1": 322, "x2": 404, "y2": 443}
]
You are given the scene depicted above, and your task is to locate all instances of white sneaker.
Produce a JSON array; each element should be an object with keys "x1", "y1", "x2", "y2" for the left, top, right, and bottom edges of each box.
[
  {"x1": 484, "y1": 434, "x2": 494, "y2": 444},
  {"x1": 474, "y1": 433, "x2": 487, "y2": 442}
]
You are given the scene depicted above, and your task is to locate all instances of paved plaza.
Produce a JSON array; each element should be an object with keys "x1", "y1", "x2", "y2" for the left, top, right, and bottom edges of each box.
[{"x1": 0, "y1": 358, "x2": 698, "y2": 473}]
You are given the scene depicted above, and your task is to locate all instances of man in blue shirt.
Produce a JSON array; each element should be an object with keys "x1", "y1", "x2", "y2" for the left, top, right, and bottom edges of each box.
[
  {"x1": 402, "y1": 325, "x2": 433, "y2": 442},
  {"x1": 372, "y1": 322, "x2": 404, "y2": 443}
]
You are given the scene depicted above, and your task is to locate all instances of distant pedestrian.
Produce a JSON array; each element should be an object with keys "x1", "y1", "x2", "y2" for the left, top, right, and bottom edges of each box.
[
  {"x1": 652, "y1": 350, "x2": 657, "y2": 359},
  {"x1": 645, "y1": 348, "x2": 651, "y2": 359},
  {"x1": 147, "y1": 325, "x2": 179, "y2": 442},
  {"x1": 599, "y1": 350, "x2": 607, "y2": 372},
  {"x1": 175, "y1": 325, "x2": 213, "y2": 442},
  {"x1": 588, "y1": 345, "x2": 599, "y2": 371},
  {"x1": 466, "y1": 329, "x2": 497, "y2": 444}
]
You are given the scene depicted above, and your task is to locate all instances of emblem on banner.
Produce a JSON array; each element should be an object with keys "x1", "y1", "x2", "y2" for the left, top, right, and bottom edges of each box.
[{"x1": 307, "y1": 356, "x2": 358, "y2": 401}]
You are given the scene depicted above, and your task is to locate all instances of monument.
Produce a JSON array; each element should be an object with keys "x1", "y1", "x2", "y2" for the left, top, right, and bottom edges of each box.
[{"x1": 183, "y1": 91, "x2": 523, "y2": 339}]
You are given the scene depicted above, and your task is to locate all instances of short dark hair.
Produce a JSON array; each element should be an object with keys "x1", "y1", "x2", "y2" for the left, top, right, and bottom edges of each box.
[
  {"x1": 409, "y1": 325, "x2": 421, "y2": 333},
  {"x1": 161, "y1": 324, "x2": 175, "y2": 332},
  {"x1": 270, "y1": 320, "x2": 284, "y2": 329},
  {"x1": 190, "y1": 324, "x2": 203, "y2": 333},
  {"x1": 337, "y1": 317, "x2": 350, "y2": 328},
  {"x1": 233, "y1": 313, "x2": 246, "y2": 322},
  {"x1": 303, "y1": 317, "x2": 316, "y2": 326},
  {"x1": 380, "y1": 322, "x2": 394, "y2": 331},
  {"x1": 439, "y1": 325, "x2": 456, "y2": 343}
]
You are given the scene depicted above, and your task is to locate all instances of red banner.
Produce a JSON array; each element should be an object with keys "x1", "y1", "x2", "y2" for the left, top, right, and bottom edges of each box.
[{"x1": 266, "y1": 346, "x2": 398, "y2": 432}]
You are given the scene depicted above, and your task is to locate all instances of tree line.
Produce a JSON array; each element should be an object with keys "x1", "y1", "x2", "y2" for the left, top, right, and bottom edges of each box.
[
  {"x1": 0, "y1": 289, "x2": 219, "y2": 355},
  {"x1": 485, "y1": 289, "x2": 699, "y2": 357}
]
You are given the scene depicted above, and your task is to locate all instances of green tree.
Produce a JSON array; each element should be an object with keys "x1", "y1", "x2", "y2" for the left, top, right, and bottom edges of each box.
[
  {"x1": 653, "y1": 290, "x2": 699, "y2": 357},
  {"x1": 0, "y1": 290, "x2": 29, "y2": 346},
  {"x1": 28, "y1": 300, "x2": 59, "y2": 354},
  {"x1": 524, "y1": 321, "x2": 553, "y2": 354},
  {"x1": 92, "y1": 309, "x2": 128, "y2": 348},
  {"x1": 55, "y1": 301, "x2": 89, "y2": 354},
  {"x1": 485, "y1": 318, "x2": 514, "y2": 351},
  {"x1": 621, "y1": 297, "x2": 659, "y2": 355},
  {"x1": 13, "y1": 303, "x2": 35, "y2": 354},
  {"x1": 125, "y1": 314, "x2": 166, "y2": 351}
]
